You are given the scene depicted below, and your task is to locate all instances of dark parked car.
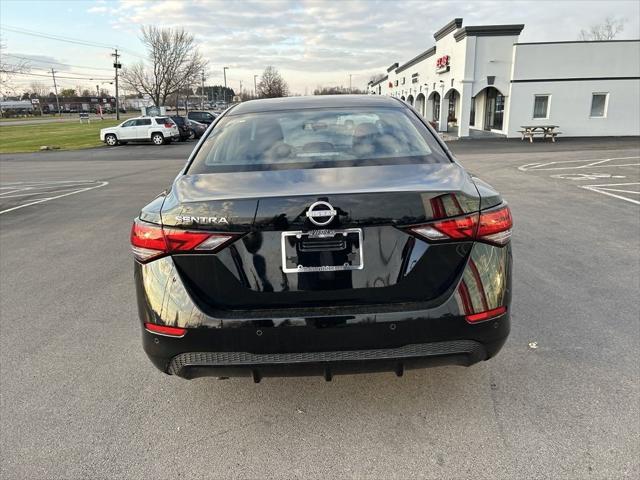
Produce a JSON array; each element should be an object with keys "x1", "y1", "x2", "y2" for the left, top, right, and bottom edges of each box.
[
  {"x1": 187, "y1": 110, "x2": 217, "y2": 125},
  {"x1": 131, "y1": 95, "x2": 513, "y2": 381},
  {"x1": 187, "y1": 119, "x2": 207, "y2": 139},
  {"x1": 170, "y1": 115, "x2": 191, "y2": 141}
]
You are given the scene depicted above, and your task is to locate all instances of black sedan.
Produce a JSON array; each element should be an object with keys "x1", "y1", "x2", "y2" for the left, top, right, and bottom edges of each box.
[
  {"x1": 169, "y1": 115, "x2": 191, "y2": 141},
  {"x1": 187, "y1": 110, "x2": 217, "y2": 125},
  {"x1": 131, "y1": 95, "x2": 513, "y2": 381},
  {"x1": 187, "y1": 119, "x2": 207, "y2": 139}
]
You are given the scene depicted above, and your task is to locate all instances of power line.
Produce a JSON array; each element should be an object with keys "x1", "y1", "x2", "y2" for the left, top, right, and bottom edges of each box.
[
  {"x1": 26, "y1": 66, "x2": 115, "y2": 80},
  {"x1": 3, "y1": 54, "x2": 113, "y2": 72},
  {"x1": 0, "y1": 24, "x2": 147, "y2": 59},
  {"x1": 0, "y1": 70, "x2": 113, "y2": 81},
  {"x1": 1, "y1": 25, "x2": 118, "y2": 49}
]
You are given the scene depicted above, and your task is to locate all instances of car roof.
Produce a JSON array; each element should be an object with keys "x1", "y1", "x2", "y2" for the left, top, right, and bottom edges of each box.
[
  {"x1": 128, "y1": 116, "x2": 167, "y2": 120},
  {"x1": 229, "y1": 95, "x2": 402, "y2": 116}
]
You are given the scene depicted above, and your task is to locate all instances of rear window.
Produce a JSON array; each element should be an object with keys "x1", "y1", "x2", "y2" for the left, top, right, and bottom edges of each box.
[
  {"x1": 187, "y1": 107, "x2": 449, "y2": 173},
  {"x1": 155, "y1": 117, "x2": 171, "y2": 124}
]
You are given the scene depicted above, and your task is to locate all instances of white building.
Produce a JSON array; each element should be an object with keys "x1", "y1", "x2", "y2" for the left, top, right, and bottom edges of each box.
[{"x1": 368, "y1": 18, "x2": 640, "y2": 138}]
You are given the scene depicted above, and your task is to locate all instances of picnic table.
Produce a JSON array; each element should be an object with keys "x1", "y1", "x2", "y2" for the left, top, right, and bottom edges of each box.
[{"x1": 518, "y1": 125, "x2": 562, "y2": 143}]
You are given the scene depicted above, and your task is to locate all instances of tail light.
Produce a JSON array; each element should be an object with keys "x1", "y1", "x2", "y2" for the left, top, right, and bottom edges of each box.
[
  {"x1": 409, "y1": 204, "x2": 512, "y2": 246},
  {"x1": 130, "y1": 219, "x2": 238, "y2": 262},
  {"x1": 164, "y1": 122, "x2": 175, "y2": 128},
  {"x1": 466, "y1": 306, "x2": 507, "y2": 323},
  {"x1": 144, "y1": 322, "x2": 187, "y2": 337}
]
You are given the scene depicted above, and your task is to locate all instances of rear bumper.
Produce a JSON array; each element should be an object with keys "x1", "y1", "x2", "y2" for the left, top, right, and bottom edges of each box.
[
  {"x1": 164, "y1": 339, "x2": 504, "y2": 381},
  {"x1": 135, "y1": 241, "x2": 512, "y2": 380}
]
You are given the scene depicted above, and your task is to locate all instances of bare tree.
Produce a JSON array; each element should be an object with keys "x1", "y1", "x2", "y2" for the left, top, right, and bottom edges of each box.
[
  {"x1": 578, "y1": 17, "x2": 626, "y2": 40},
  {"x1": 369, "y1": 73, "x2": 386, "y2": 84},
  {"x1": 0, "y1": 37, "x2": 29, "y2": 94},
  {"x1": 121, "y1": 26, "x2": 207, "y2": 106},
  {"x1": 257, "y1": 66, "x2": 288, "y2": 98},
  {"x1": 314, "y1": 86, "x2": 366, "y2": 95},
  {"x1": 29, "y1": 81, "x2": 48, "y2": 97}
]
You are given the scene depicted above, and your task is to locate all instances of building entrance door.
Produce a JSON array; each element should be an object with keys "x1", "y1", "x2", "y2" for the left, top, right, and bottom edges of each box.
[{"x1": 484, "y1": 87, "x2": 504, "y2": 131}]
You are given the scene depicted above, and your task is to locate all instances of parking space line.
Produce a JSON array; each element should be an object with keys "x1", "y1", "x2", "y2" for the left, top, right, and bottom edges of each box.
[
  {"x1": 0, "y1": 187, "x2": 91, "y2": 198},
  {"x1": 0, "y1": 181, "x2": 109, "y2": 215},
  {"x1": 0, "y1": 188, "x2": 32, "y2": 196},
  {"x1": 580, "y1": 183, "x2": 640, "y2": 205},
  {"x1": 519, "y1": 156, "x2": 640, "y2": 171}
]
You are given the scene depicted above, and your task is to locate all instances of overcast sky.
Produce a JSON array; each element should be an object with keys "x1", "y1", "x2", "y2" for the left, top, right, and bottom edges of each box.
[{"x1": 1, "y1": 0, "x2": 639, "y2": 95}]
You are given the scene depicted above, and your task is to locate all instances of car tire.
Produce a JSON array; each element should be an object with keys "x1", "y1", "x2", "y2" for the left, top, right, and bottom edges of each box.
[
  {"x1": 189, "y1": 130, "x2": 195, "y2": 140},
  {"x1": 151, "y1": 133, "x2": 165, "y2": 145},
  {"x1": 105, "y1": 134, "x2": 118, "y2": 146}
]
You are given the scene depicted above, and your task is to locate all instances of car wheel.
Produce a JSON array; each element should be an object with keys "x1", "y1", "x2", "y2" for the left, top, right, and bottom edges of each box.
[
  {"x1": 151, "y1": 133, "x2": 165, "y2": 145},
  {"x1": 189, "y1": 130, "x2": 195, "y2": 140},
  {"x1": 105, "y1": 134, "x2": 118, "y2": 146}
]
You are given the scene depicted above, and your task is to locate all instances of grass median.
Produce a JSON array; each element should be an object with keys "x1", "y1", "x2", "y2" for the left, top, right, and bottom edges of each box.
[{"x1": 0, "y1": 119, "x2": 121, "y2": 154}]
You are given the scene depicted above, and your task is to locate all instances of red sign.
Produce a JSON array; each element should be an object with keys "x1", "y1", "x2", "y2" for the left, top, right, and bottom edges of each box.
[{"x1": 436, "y1": 55, "x2": 450, "y2": 73}]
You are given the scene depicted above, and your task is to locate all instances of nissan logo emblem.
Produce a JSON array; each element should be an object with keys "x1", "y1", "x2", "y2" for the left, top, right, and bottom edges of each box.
[{"x1": 305, "y1": 201, "x2": 337, "y2": 226}]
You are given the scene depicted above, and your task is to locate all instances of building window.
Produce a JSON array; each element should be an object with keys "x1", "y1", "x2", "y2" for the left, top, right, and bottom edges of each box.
[
  {"x1": 401, "y1": 77, "x2": 406, "y2": 85},
  {"x1": 485, "y1": 87, "x2": 505, "y2": 131},
  {"x1": 448, "y1": 92, "x2": 457, "y2": 123},
  {"x1": 533, "y1": 95, "x2": 550, "y2": 119},
  {"x1": 470, "y1": 97, "x2": 475, "y2": 126},
  {"x1": 590, "y1": 93, "x2": 608, "y2": 118}
]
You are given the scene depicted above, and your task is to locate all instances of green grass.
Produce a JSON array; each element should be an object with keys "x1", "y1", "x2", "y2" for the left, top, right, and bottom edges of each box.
[{"x1": 0, "y1": 120, "x2": 121, "y2": 153}]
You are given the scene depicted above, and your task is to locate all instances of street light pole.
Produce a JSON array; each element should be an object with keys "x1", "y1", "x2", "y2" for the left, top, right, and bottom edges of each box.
[
  {"x1": 201, "y1": 69, "x2": 205, "y2": 109},
  {"x1": 223, "y1": 67, "x2": 228, "y2": 104}
]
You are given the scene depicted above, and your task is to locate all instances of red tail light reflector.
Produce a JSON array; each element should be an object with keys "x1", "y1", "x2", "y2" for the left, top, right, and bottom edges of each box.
[
  {"x1": 412, "y1": 214, "x2": 478, "y2": 241},
  {"x1": 144, "y1": 322, "x2": 187, "y2": 337},
  {"x1": 130, "y1": 219, "x2": 237, "y2": 262},
  {"x1": 409, "y1": 204, "x2": 512, "y2": 246},
  {"x1": 477, "y1": 205, "x2": 513, "y2": 245},
  {"x1": 465, "y1": 306, "x2": 507, "y2": 323}
]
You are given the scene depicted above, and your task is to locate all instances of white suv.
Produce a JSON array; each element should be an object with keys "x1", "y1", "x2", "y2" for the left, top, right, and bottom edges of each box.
[{"x1": 100, "y1": 116, "x2": 180, "y2": 146}]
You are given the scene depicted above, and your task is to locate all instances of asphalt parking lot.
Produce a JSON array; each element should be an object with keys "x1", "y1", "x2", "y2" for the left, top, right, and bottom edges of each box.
[{"x1": 1, "y1": 137, "x2": 639, "y2": 479}]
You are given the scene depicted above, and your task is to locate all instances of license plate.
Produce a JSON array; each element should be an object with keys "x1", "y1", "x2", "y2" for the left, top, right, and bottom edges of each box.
[{"x1": 281, "y1": 228, "x2": 363, "y2": 273}]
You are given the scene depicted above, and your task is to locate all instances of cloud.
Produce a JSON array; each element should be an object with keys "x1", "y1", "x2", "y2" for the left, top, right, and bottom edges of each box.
[
  {"x1": 87, "y1": 6, "x2": 108, "y2": 13},
  {"x1": 88, "y1": 0, "x2": 639, "y2": 93}
]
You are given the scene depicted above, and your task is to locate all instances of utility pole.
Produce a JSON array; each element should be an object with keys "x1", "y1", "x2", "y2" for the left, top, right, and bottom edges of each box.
[
  {"x1": 111, "y1": 49, "x2": 121, "y2": 120},
  {"x1": 254, "y1": 74, "x2": 258, "y2": 98},
  {"x1": 349, "y1": 74, "x2": 352, "y2": 93},
  {"x1": 51, "y1": 68, "x2": 60, "y2": 116},
  {"x1": 239, "y1": 80, "x2": 242, "y2": 98},
  {"x1": 223, "y1": 66, "x2": 228, "y2": 104},
  {"x1": 200, "y1": 70, "x2": 205, "y2": 109}
]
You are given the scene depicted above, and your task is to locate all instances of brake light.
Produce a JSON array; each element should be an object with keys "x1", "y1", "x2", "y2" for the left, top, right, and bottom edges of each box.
[
  {"x1": 476, "y1": 205, "x2": 513, "y2": 245},
  {"x1": 412, "y1": 214, "x2": 477, "y2": 241},
  {"x1": 144, "y1": 322, "x2": 187, "y2": 337},
  {"x1": 164, "y1": 122, "x2": 174, "y2": 128},
  {"x1": 465, "y1": 306, "x2": 507, "y2": 323},
  {"x1": 130, "y1": 219, "x2": 237, "y2": 262},
  {"x1": 409, "y1": 204, "x2": 512, "y2": 246}
]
